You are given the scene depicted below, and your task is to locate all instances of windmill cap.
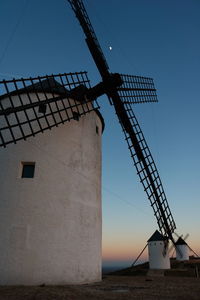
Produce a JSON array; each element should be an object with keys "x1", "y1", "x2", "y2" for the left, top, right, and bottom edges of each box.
[
  {"x1": 23, "y1": 77, "x2": 68, "y2": 95},
  {"x1": 0, "y1": 77, "x2": 69, "y2": 101},
  {"x1": 147, "y1": 230, "x2": 166, "y2": 242},
  {"x1": 0, "y1": 76, "x2": 105, "y2": 133},
  {"x1": 175, "y1": 237, "x2": 188, "y2": 245}
]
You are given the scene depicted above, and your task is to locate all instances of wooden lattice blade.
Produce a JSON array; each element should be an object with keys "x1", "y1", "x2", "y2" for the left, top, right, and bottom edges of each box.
[
  {"x1": 0, "y1": 72, "x2": 99, "y2": 148},
  {"x1": 117, "y1": 73, "x2": 158, "y2": 104},
  {"x1": 67, "y1": 0, "x2": 110, "y2": 78},
  {"x1": 109, "y1": 90, "x2": 176, "y2": 240}
]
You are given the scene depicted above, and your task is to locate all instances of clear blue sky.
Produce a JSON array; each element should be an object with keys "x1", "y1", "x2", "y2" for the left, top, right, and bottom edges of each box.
[{"x1": 1, "y1": 0, "x2": 200, "y2": 268}]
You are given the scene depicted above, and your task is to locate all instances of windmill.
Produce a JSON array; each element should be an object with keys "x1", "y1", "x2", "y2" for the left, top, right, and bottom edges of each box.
[
  {"x1": 0, "y1": 0, "x2": 178, "y2": 284},
  {"x1": 170, "y1": 233, "x2": 199, "y2": 260}
]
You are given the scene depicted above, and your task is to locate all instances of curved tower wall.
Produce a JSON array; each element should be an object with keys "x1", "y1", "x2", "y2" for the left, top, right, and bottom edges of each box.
[
  {"x1": 176, "y1": 245, "x2": 189, "y2": 261},
  {"x1": 148, "y1": 241, "x2": 170, "y2": 269},
  {"x1": 0, "y1": 93, "x2": 103, "y2": 285}
]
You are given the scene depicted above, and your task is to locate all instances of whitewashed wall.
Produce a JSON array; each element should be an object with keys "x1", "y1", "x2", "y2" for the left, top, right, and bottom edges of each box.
[
  {"x1": 148, "y1": 240, "x2": 170, "y2": 269},
  {"x1": 0, "y1": 93, "x2": 103, "y2": 285},
  {"x1": 176, "y1": 245, "x2": 189, "y2": 261}
]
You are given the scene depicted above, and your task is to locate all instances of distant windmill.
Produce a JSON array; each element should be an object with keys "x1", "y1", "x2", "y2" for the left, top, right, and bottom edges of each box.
[
  {"x1": 170, "y1": 233, "x2": 199, "y2": 261},
  {"x1": 0, "y1": 0, "x2": 178, "y2": 284}
]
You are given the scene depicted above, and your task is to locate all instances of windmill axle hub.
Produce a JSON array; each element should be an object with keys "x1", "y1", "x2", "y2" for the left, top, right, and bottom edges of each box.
[{"x1": 86, "y1": 73, "x2": 123, "y2": 101}]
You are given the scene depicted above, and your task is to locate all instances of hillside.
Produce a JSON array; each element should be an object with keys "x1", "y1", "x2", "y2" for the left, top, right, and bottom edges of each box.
[
  {"x1": 109, "y1": 258, "x2": 200, "y2": 278},
  {"x1": 0, "y1": 259, "x2": 200, "y2": 299}
]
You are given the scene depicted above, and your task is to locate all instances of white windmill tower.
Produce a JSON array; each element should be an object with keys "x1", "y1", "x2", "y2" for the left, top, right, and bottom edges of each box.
[
  {"x1": 0, "y1": 76, "x2": 104, "y2": 285},
  {"x1": 147, "y1": 230, "x2": 170, "y2": 269},
  {"x1": 175, "y1": 237, "x2": 189, "y2": 261}
]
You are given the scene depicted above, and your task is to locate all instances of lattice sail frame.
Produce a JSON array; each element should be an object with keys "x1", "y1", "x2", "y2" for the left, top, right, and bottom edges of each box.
[
  {"x1": 69, "y1": 0, "x2": 109, "y2": 78},
  {"x1": 0, "y1": 72, "x2": 99, "y2": 147},
  {"x1": 118, "y1": 74, "x2": 158, "y2": 104},
  {"x1": 120, "y1": 101, "x2": 176, "y2": 236}
]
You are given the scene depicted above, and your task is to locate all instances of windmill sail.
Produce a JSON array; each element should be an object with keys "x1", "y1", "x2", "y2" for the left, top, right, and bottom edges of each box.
[
  {"x1": 68, "y1": 0, "x2": 177, "y2": 242},
  {"x1": 117, "y1": 74, "x2": 158, "y2": 105},
  {"x1": 0, "y1": 72, "x2": 99, "y2": 147},
  {"x1": 106, "y1": 85, "x2": 176, "y2": 240},
  {"x1": 68, "y1": 0, "x2": 109, "y2": 78},
  {"x1": 118, "y1": 99, "x2": 176, "y2": 237}
]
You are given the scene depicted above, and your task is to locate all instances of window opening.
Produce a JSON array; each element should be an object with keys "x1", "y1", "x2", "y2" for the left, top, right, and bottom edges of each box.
[
  {"x1": 38, "y1": 104, "x2": 47, "y2": 114},
  {"x1": 21, "y1": 162, "x2": 35, "y2": 178},
  {"x1": 72, "y1": 111, "x2": 80, "y2": 121}
]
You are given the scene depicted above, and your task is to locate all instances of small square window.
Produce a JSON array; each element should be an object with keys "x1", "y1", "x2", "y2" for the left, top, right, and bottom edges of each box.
[
  {"x1": 72, "y1": 111, "x2": 80, "y2": 121},
  {"x1": 21, "y1": 162, "x2": 35, "y2": 178},
  {"x1": 38, "y1": 104, "x2": 47, "y2": 114}
]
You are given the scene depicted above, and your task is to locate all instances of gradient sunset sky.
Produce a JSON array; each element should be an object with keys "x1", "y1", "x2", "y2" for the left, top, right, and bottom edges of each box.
[{"x1": 1, "y1": 0, "x2": 200, "y2": 268}]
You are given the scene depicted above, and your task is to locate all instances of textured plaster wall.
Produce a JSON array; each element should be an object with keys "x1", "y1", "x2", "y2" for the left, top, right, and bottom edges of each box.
[
  {"x1": 0, "y1": 103, "x2": 102, "y2": 285},
  {"x1": 176, "y1": 245, "x2": 189, "y2": 261},
  {"x1": 148, "y1": 241, "x2": 170, "y2": 269}
]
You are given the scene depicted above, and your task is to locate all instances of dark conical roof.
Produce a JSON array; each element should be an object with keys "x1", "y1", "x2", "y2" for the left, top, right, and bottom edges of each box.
[
  {"x1": 0, "y1": 77, "x2": 69, "y2": 101},
  {"x1": 147, "y1": 230, "x2": 165, "y2": 242},
  {"x1": 24, "y1": 77, "x2": 67, "y2": 94},
  {"x1": 175, "y1": 237, "x2": 188, "y2": 245}
]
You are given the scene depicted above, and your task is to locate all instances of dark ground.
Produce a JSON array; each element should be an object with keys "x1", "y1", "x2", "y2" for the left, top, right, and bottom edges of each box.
[
  {"x1": 1, "y1": 259, "x2": 200, "y2": 300},
  {"x1": 0, "y1": 275, "x2": 200, "y2": 300}
]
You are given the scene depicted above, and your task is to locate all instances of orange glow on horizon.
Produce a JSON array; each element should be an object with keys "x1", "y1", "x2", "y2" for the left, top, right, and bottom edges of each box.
[
  {"x1": 102, "y1": 239, "x2": 148, "y2": 261},
  {"x1": 102, "y1": 241, "x2": 200, "y2": 262}
]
